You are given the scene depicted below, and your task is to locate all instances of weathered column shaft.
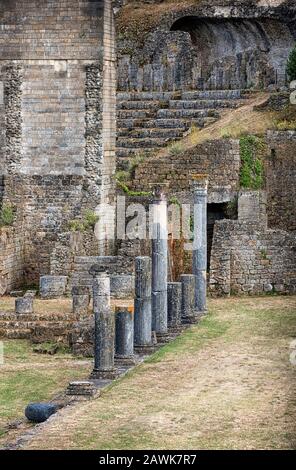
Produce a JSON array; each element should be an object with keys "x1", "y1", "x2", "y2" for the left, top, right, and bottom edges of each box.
[
  {"x1": 167, "y1": 282, "x2": 182, "y2": 328},
  {"x1": 89, "y1": 268, "x2": 117, "y2": 379},
  {"x1": 180, "y1": 274, "x2": 195, "y2": 323},
  {"x1": 151, "y1": 196, "x2": 168, "y2": 335},
  {"x1": 192, "y1": 175, "x2": 208, "y2": 313},
  {"x1": 115, "y1": 307, "x2": 135, "y2": 364},
  {"x1": 134, "y1": 257, "x2": 152, "y2": 349}
]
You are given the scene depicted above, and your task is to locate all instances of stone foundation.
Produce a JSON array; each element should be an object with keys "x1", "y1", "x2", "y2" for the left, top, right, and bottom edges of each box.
[{"x1": 210, "y1": 191, "x2": 296, "y2": 296}]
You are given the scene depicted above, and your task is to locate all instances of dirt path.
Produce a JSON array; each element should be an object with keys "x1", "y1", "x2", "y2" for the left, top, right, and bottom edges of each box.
[{"x1": 23, "y1": 296, "x2": 296, "y2": 450}]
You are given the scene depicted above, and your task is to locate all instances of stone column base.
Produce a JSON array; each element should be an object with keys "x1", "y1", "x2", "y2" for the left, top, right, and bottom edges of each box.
[
  {"x1": 168, "y1": 325, "x2": 185, "y2": 334},
  {"x1": 115, "y1": 355, "x2": 137, "y2": 366},
  {"x1": 134, "y1": 344, "x2": 155, "y2": 355},
  {"x1": 66, "y1": 381, "x2": 98, "y2": 397},
  {"x1": 182, "y1": 315, "x2": 201, "y2": 325},
  {"x1": 89, "y1": 368, "x2": 119, "y2": 380},
  {"x1": 156, "y1": 332, "x2": 171, "y2": 344}
]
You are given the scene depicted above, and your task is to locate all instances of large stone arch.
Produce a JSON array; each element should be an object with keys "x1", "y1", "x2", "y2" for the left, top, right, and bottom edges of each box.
[{"x1": 170, "y1": 16, "x2": 294, "y2": 89}]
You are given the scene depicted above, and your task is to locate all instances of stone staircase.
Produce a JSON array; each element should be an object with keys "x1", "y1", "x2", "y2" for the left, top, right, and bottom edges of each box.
[
  {"x1": 117, "y1": 90, "x2": 245, "y2": 161},
  {"x1": 0, "y1": 312, "x2": 75, "y2": 342}
]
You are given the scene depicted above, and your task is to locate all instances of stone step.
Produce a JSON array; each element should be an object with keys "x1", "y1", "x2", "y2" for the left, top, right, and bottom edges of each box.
[
  {"x1": 0, "y1": 320, "x2": 74, "y2": 329},
  {"x1": 117, "y1": 100, "x2": 168, "y2": 110},
  {"x1": 0, "y1": 313, "x2": 74, "y2": 322},
  {"x1": 0, "y1": 328, "x2": 32, "y2": 339},
  {"x1": 117, "y1": 91, "x2": 178, "y2": 101},
  {"x1": 169, "y1": 99, "x2": 242, "y2": 109},
  {"x1": 157, "y1": 108, "x2": 219, "y2": 119},
  {"x1": 31, "y1": 324, "x2": 73, "y2": 343},
  {"x1": 118, "y1": 128, "x2": 185, "y2": 139},
  {"x1": 181, "y1": 90, "x2": 243, "y2": 100},
  {"x1": 117, "y1": 110, "x2": 157, "y2": 119},
  {"x1": 116, "y1": 148, "x2": 158, "y2": 159},
  {"x1": 118, "y1": 117, "x2": 218, "y2": 130},
  {"x1": 117, "y1": 137, "x2": 174, "y2": 149}
]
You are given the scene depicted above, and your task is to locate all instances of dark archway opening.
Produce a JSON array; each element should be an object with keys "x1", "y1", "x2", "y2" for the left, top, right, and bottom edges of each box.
[
  {"x1": 170, "y1": 16, "x2": 294, "y2": 89},
  {"x1": 207, "y1": 202, "x2": 237, "y2": 272}
]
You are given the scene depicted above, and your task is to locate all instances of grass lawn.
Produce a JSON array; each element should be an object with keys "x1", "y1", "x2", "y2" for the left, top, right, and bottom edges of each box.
[
  {"x1": 21, "y1": 296, "x2": 296, "y2": 450},
  {"x1": 0, "y1": 340, "x2": 91, "y2": 445}
]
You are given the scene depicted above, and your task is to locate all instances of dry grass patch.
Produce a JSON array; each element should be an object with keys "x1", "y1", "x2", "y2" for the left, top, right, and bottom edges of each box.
[
  {"x1": 0, "y1": 296, "x2": 72, "y2": 315},
  {"x1": 117, "y1": 0, "x2": 200, "y2": 44},
  {"x1": 24, "y1": 296, "x2": 296, "y2": 451},
  {"x1": 0, "y1": 340, "x2": 91, "y2": 445}
]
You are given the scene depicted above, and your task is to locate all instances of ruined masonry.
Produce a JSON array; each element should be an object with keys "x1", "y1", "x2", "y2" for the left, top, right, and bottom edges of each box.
[{"x1": 0, "y1": 1, "x2": 295, "y2": 346}]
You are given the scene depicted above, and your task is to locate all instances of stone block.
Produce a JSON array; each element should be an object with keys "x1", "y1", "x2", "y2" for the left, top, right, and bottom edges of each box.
[
  {"x1": 110, "y1": 275, "x2": 135, "y2": 299},
  {"x1": 39, "y1": 276, "x2": 68, "y2": 299},
  {"x1": 15, "y1": 297, "x2": 34, "y2": 315}
]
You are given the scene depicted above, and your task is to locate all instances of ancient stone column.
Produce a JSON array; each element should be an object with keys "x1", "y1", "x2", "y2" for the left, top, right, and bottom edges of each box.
[
  {"x1": 192, "y1": 174, "x2": 208, "y2": 314},
  {"x1": 72, "y1": 286, "x2": 90, "y2": 320},
  {"x1": 89, "y1": 266, "x2": 117, "y2": 380},
  {"x1": 167, "y1": 282, "x2": 182, "y2": 332},
  {"x1": 115, "y1": 306, "x2": 135, "y2": 366},
  {"x1": 180, "y1": 274, "x2": 196, "y2": 324},
  {"x1": 151, "y1": 187, "x2": 168, "y2": 340},
  {"x1": 134, "y1": 256, "x2": 153, "y2": 354}
]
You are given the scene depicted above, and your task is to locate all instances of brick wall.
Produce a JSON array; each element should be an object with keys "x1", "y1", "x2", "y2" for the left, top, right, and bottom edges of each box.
[
  {"x1": 0, "y1": 227, "x2": 25, "y2": 294},
  {"x1": 0, "y1": 1, "x2": 117, "y2": 291},
  {"x1": 134, "y1": 139, "x2": 240, "y2": 203},
  {"x1": 266, "y1": 130, "x2": 296, "y2": 232}
]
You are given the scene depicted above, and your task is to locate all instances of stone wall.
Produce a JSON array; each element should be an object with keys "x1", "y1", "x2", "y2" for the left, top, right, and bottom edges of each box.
[
  {"x1": 116, "y1": 3, "x2": 296, "y2": 91},
  {"x1": 0, "y1": 227, "x2": 25, "y2": 295},
  {"x1": 210, "y1": 191, "x2": 296, "y2": 296},
  {"x1": 134, "y1": 139, "x2": 241, "y2": 203},
  {"x1": 0, "y1": 1, "x2": 117, "y2": 291},
  {"x1": 266, "y1": 130, "x2": 296, "y2": 232},
  {"x1": 0, "y1": 1, "x2": 117, "y2": 292}
]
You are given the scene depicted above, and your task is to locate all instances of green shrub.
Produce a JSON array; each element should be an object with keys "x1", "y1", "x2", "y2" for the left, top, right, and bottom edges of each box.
[
  {"x1": 169, "y1": 196, "x2": 181, "y2": 207},
  {"x1": 239, "y1": 135, "x2": 265, "y2": 190},
  {"x1": 168, "y1": 142, "x2": 184, "y2": 156},
  {"x1": 116, "y1": 179, "x2": 152, "y2": 197},
  {"x1": 68, "y1": 220, "x2": 85, "y2": 232},
  {"x1": 84, "y1": 210, "x2": 99, "y2": 229},
  {"x1": 115, "y1": 170, "x2": 130, "y2": 182},
  {"x1": 220, "y1": 128, "x2": 231, "y2": 139},
  {"x1": 128, "y1": 153, "x2": 146, "y2": 176},
  {"x1": 287, "y1": 45, "x2": 296, "y2": 81},
  {"x1": 0, "y1": 204, "x2": 15, "y2": 227},
  {"x1": 274, "y1": 120, "x2": 296, "y2": 131},
  {"x1": 68, "y1": 210, "x2": 99, "y2": 232}
]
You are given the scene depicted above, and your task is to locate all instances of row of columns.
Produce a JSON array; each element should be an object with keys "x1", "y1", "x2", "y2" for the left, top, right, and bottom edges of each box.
[
  {"x1": 150, "y1": 176, "x2": 208, "y2": 337},
  {"x1": 89, "y1": 175, "x2": 208, "y2": 379}
]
